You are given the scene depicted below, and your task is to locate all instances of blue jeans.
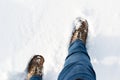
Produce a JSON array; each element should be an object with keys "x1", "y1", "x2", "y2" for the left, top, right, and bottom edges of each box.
[
  {"x1": 30, "y1": 39, "x2": 96, "y2": 80},
  {"x1": 30, "y1": 75, "x2": 42, "y2": 80},
  {"x1": 58, "y1": 39, "x2": 96, "y2": 80}
]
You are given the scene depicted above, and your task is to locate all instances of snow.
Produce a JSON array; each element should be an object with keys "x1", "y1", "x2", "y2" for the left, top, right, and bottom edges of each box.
[{"x1": 0, "y1": 0, "x2": 120, "y2": 80}]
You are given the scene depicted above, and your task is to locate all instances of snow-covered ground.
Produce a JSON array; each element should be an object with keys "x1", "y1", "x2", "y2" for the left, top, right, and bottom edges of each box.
[{"x1": 0, "y1": 0, "x2": 120, "y2": 80}]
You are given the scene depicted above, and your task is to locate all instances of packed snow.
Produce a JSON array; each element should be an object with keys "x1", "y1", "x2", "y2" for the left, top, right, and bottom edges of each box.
[{"x1": 0, "y1": 0, "x2": 120, "y2": 80}]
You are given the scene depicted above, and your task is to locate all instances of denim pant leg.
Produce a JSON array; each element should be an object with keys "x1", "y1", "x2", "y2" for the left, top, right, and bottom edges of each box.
[
  {"x1": 58, "y1": 39, "x2": 96, "y2": 80},
  {"x1": 30, "y1": 75, "x2": 42, "y2": 80}
]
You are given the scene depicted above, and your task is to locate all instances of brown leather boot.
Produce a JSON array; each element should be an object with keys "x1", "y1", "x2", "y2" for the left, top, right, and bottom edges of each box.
[
  {"x1": 70, "y1": 17, "x2": 88, "y2": 44},
  {"x1": 26, "y1": 55, "x2": 45, "y2": 80}
]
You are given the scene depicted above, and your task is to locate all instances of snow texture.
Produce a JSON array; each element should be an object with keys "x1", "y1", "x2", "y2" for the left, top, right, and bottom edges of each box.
[{"x1": 0, "y1": 0, "x2": 120, "y2": 80}]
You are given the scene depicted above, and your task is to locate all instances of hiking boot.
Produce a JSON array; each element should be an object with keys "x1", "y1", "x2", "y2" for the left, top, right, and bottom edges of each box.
[
  {"x1": 26, "y1": 55, "x2": 45, "y2": 80},
  {"x1": 70, "y1": 17, "x2": 88, "y2": 44}
]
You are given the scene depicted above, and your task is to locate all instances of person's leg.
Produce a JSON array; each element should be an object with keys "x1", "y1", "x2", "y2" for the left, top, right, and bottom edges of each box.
[
  {"x1": 26, "y1": 55, "x2": 44, "y2": 80},
  {"x1": 30, "y1": 75, "x2": 42, "y2": 80},
  {"x1": 58, "y1": 17, "x2": 96, "y2": 80}
]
